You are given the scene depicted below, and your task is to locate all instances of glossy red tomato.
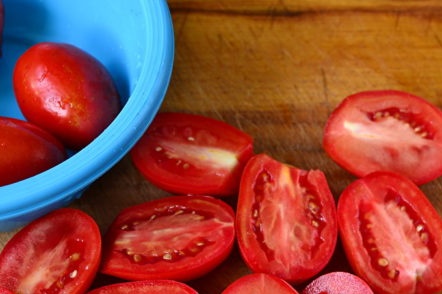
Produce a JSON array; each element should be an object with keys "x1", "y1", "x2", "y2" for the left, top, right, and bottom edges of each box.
[
  {"x1": 130, "y1": 112, "x2": 254, "y2": 196},
  {"x1": 337, "y1": 171, "x2": 442, "y2": 294},
  {"x1": 323, "y1": 90, "x2": 442, "y2": 185},
  {"x1": 301, "y1": 272, "x2": 373, "y2": 294},
  {"x1": 86, "y1": 280, "x2": 198, "y2": 294},
  {"x1": 0, "y1": 116, "x2": 66, "y2": 186},
  {"x1": 221, "y1": 273, "x2": 299, "y2": 294},
  {"x1": 100, "y1": 195, "x2": 236, "y2": 281},
  {"x1": 13, "y1": 42, "x2": 121, "y2": 150},
  {"x1": 0, "y1": 208, "x2": 102, "y2": 294},
  {"x1": 236, "y1": 153, "x2": 338, "y2": 284}
]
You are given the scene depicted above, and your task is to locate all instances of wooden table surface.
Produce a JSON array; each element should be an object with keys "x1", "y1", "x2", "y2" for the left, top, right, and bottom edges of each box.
[{"x1": 3, "y1": 0, "x2": 442, "y2": 293}]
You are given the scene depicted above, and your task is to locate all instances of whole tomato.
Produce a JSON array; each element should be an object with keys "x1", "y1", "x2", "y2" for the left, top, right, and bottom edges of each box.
[
  {"x1": 0, "y1": 116, "x2": 67, "y2": 186},
  {"x1": 13, "y1": 42, "x2": 121, "y2": 150}
]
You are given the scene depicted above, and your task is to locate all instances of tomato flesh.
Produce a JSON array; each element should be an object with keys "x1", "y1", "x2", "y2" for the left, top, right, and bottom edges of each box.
[
  {"x1": 236, "y1": 154, "x2": 337, "y2": 284},
  {"x1": 101, "y1": 195, "x2": 236, "y2": 281},
  {"x1": 130, "y1": 112, "x2": 254, "y2": 196},
  {"x1": 86, "y1": 280, "x2": 198, "y2": 294},
  {"x1": 323, "y1": 90, "x2": 442, "y2": 185},
  {"x1": 0, "y1": 208, "x2": 101, "y2": 294},
  {"x1": 221, "y1": 273, "x2": 299, "y2": 294},
  {"x1": 337, "y1": 171, "x2": 442, "y2": 294}
]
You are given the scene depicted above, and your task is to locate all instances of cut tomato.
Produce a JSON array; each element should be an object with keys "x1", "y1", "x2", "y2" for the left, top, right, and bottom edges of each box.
[
  {"x1": 100, "y1": 195, "x2": 236, "y2": 281},
  {"x1": 323, "y1": 90, "x2": 442, "y2": 185},
  {"x1": 236, "y1": 153, "x2": 337, "y2": 284},
  {"x1": 337, "y1": 171, "x2": 442, "y2": 294},
  {"x1": 130, "y1": 112, "x2": 254, "y2": 196},
  {"x1": 221, "y1": 273, "x2": 299, "y2": 294},
  {"x1": 301, "y1": 271, "x2": 373, "y2": 294},
  {"x1": 86, "y1": 279, "x2": 198, "y2": 294},
  {"x1": 0, "y1": 208, "x2": 101, "y2": 293}
]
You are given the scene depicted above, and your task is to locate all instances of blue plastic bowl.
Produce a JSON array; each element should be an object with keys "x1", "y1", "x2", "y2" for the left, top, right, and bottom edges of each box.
[{"x1": 0, "y1": 0, "x2": 174, "y2": 231}]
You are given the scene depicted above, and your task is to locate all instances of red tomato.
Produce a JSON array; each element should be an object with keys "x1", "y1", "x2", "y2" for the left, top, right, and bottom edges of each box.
[
  {"x1": 221, "y1": 273, "x2": 299, "y2": 294},
  {"x1": 301, "y1": 272, "x2": 373, "y2": 294},
  {"x1": 236, "y1": 153, "x2": 338, "y2": 284},
  {"x1": 130, "y1": 112, "x2": 254, "y2": 196},
  {"x1": 0, "y1": 208, "x2": 102, "y2": 294},
  {"x1": 0, "y1": 288, "x2": 12, "y2": 294},
  {"x1": 337, "y1": 171, "x2": 442, "y2": 294},
  {"x1": 13, "y1": 42, "x2": 121, "y2": 150},
  {"x1": 86, "y1": 280, "x2": 198, "y2": 294},
  {"x1": 323, "y1": 90, "x2": 442, "y2": 185},
  {"x1": 0, "y1": 116, "x2": 66, "y2": 186},
  {"x1": 100, "y1": 195, "x2": 236, "y2": 281}
]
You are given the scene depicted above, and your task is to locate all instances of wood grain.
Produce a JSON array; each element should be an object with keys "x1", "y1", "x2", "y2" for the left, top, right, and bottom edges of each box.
[{"x1": 2, "y1": 1, "x2": 442, "y2": 293}]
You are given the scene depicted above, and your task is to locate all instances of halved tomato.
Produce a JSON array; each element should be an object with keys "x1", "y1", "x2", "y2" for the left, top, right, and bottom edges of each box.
[
  {"x1": 301, "y1": 271, "x2": 373, "y2": 294},
  {"x1": 86, "y1": 280, "x2": 198, "y2": 294},
  {"x1": 337, "y1": 171, "x2": 442, "y2": 294},
  {"x1": 236, "y1": 153, "x2": 338, "y2": 284},
  {"x1": 323, "y1": 90, "x2": 442, "y2": 185},
  {"x1": 0, "y1": 208, "x2": 101, "y2": 293},
  {"x1": 130, "y1": 112, "x2": 254, "y2": 196},
  {"x1": 100, "y1": 195, "x2": 236, "y2": 281},
  {"x1": 222, "y1": 273, "x2": 299, "y2": 294}
]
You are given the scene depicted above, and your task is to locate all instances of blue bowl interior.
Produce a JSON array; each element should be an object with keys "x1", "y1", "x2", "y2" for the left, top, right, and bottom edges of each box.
[{"x1": 0, "y1": 0, "x2": 174, "y2": 230}]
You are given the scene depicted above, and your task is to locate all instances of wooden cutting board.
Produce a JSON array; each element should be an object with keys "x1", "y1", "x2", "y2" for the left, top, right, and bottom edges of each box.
[{"x1": 2, "y1": 0, "x2": 442, "y2": 292}]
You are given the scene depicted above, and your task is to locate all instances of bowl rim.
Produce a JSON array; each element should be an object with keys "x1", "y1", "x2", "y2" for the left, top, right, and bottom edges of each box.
[{"x1": 0, "y1": 0, "x2": 175, "y2": 221}]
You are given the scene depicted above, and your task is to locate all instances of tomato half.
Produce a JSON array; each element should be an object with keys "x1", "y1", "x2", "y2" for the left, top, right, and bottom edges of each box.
[
  {"x1": 0, "y1": 208, "x2": 102, "y2": 293},
  {"x1": 301, "y1": 271, "x2": 373, "y2": 294},
  {"x1": 323, "y1": 90, "x2": 442, "y2": 185},
  {"x1": 0, "y1": 116, "x2": 67, "y2": 186},
  {"x1": 86, "y1": 280, "x2": 198, "y2": 294},
  {"x1": 221, "y1": 273, "x2": 299, "y2": 294},
  {"x1": 13, "y1": 42, "x2": 121, "y2": 150},
  {"x1": 100, "y1": 195, "x2": 236, "y2": 281},
  {"x1": 337, "y1": 171, "x2": 442, "y2": 294},
  {"x1": 236, "y1": 153, "x2": 338, "y2": 284},
  {"x1": 130, "y1": 112, "x2": 254, "y2": 196}
]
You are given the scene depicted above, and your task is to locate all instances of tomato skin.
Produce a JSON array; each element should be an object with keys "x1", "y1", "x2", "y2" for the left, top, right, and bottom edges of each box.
[
  {"x1": 130, "y1": 112, "x2": 254, "y2": 196},
  {"x1": 236, "y1": 153, "x2": 338, "y2": 284},
  {"x1": 323, "y1": 89, "x2": 442, "y2": 185},
  {"x1": 13, "y1": 42, "x2": 121, "y2": 150},
  {"x1": 100, "y1": 195, "x2": 236, "y2": 281},
  {"x1": 337, "y1": 171, "x2": 442, "y2": 294},
  {"x1": 0, "y1": 116, "x2": 67, "y2": 186},
  {"x1": 221, "y1": 273, "x2": 299, "y2": 294},
  {"x1": 301, "y1": 272, "x2": 373, "y2": 294},
  {"x1": 0, "y1": 208, "x2": 102, "y2": 294},
  {"x1": 86, "y1": 280, "x2": 198, "y2": 294}
]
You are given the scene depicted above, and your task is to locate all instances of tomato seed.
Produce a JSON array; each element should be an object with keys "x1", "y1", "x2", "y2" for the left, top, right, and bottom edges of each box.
[
  {"x1": 163, "y1": 253, "x2": 173, "y2": 260},
  {"x1": 69, "y1": 270, "x2": 78, "y2": 279},
  {"x1": 70, "y1": 252, "x2": 80, "y2": 261},
  {"x1": 377, "y1": 258, "x2": 389, "y2": 267},
  {"x1": 368, "y1": 108, "x2": 433, "y2": 139}
]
